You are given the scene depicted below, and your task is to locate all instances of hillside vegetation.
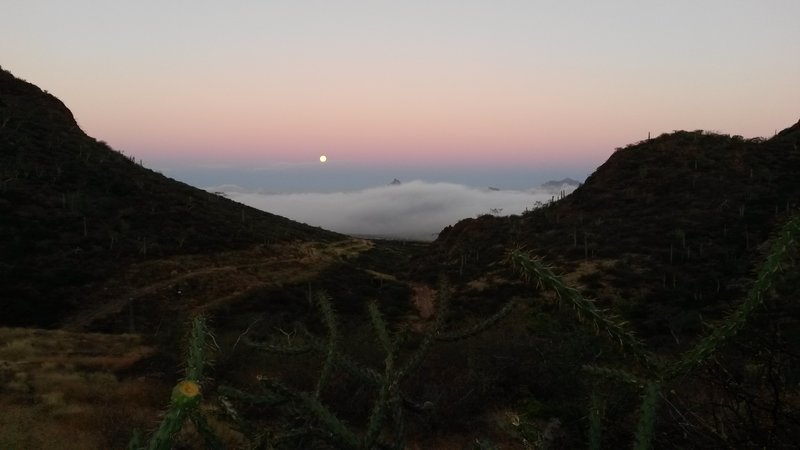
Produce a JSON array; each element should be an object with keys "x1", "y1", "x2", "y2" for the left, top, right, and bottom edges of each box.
[
  {"x1": 429, "y1": 123, "x2": 800, "y2": 348},
  {"x1": 1, "y1": 67, "x2": 798, "y2": 448},
  {"x1": 0, "y1": 67, "x2": 339, "y2": 326}
]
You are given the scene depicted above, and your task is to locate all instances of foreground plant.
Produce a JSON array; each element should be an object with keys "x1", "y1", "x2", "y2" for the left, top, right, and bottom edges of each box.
[
  {"x1": 129, "y1": 316, "x2": 221, "y2": 450},
  {"x1": 219, "y1": 285, "x2": 517, "y2": 449},
  {"x1": 508, "y1": 211, "x2": 800, "y2": 448}
]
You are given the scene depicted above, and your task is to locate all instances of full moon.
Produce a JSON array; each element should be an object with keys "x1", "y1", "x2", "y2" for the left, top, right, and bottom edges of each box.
[{"x1": 319, "y1": 155, "x2": 327, "y2": 163}]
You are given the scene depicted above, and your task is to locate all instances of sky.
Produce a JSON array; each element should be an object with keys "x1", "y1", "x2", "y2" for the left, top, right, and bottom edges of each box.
[
  {"x1": 2, "y1": 1, "x2": 799, "y2": 235},
  {"x1": 2, "y1": 0, "x2": 798, "y2": 189}
]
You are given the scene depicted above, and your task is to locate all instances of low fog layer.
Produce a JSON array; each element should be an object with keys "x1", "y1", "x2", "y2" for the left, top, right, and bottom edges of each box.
[{"x1": 211, "y1": 181, "x2": 575, "y2": 240}]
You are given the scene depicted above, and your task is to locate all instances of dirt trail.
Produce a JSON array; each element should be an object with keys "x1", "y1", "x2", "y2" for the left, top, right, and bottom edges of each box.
[
  {"x1": 405, "y1": 282, "x2": 439, "y2": 333},
  {"x1": 410, "y1": 283, "x2": 437, "y2": 319},
  {"x1": 64, "y1": 238, "x2": 373, "y2": 330}
]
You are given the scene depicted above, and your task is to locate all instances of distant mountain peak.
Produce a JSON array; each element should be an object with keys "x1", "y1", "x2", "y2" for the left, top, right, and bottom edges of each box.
[
  {"x1": 389, "y1": 178, "x2": 402, "y2": 185},
  {"x1": 541, "y1": 178, "x2": 581, "y2": 188}
]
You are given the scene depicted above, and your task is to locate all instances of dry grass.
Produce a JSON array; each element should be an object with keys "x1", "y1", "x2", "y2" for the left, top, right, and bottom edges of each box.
[
  {"x1": 562, "y1": 259, "x2": 616, "y2": 287},
  {"x1": 0, "y1": 327, "x2": 165, "y2": 449},
  {"x1": 0, "y1": 238, "x2": 377, "y2": 448},
  {"x1": 465, "y1": 273, "x2": 512, "y2": 292},
  {"x1": 363, "y1": 268, "x2": 398, "y2": 281}
]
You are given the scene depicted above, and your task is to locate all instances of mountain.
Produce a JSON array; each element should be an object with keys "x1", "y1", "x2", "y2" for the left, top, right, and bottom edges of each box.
[
  {"x1": 540, "y1": 177, "x2": 581, "y2": 188},
  {"x1": 413, "y1": 122, "x2": 800, "y2": 447},
  {"x1": 0, "y1": 67, "x2": 341, "y2": 326},
  {"x1": 429, "y1": 123, "x2": 800, "y2": 346},
  {"x1": 2, "y1": 67, "x2": 798, "y2": 447}
]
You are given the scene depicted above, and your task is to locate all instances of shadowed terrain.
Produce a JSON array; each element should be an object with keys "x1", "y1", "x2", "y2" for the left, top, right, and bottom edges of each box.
[
  {"x1": 0, "y1": 67, "x2": 340, "y2": 327},
  {"x1": 1, "y1": 67, "x2": 798, "y2": 448}
]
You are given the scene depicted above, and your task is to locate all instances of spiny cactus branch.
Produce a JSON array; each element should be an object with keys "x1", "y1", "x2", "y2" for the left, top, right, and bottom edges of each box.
[
  {"x1": 186, "y1": 316, "x2": 208, "y2": 381},
  {"x1": 140, "y1": 316, "x2": 214, "y2": 450},
  {"x1": 633, "y1": 381, "x2": 661, "y2": 450},
  {"x1": 301, "y1": 327, "x2": 384, "y2": 386},
  {"x1": 582, "y1": 364, "x2": 645, "y2": 386},
  {"x1": 669, "y1": 213, "x2": 800, "y2": 379},
  {"x1": 389, "y1": 395, "x2": 407, "y2": 450},
  {"x1": 364, "y1": 302, "x2": 398, "y2": 447},
  {"x1": 260, "y1": 378, "x2": 361, "y2": 449},
  {"x1": 223, "y1": 282, "x2": 517, "y2": 449},
  {"x1": 189, "y1": 410, "x2": 223, "y2": 450},
  {"x1": 218, "y1": 385, "x2": 285, "y2": 407},
  {"x1": 314, "y1": 291, "x2": 339, "y2": 398},
  {"x1": 588, "y1": 391, "x2": 603, "y2": 450},
  {"x1": 396, "y1": 284, "x2": 451, "y2": 382},
  {"x1": 243, "y1": 336, "x2": 313, "y2": 355},
  {"x1": 364, "y1": 371, "x2": 393, "y2": 448},
  {"x1": 368, "y1": 301, "x2": 395, "y2": 359},
  {"x1": 147, "y1": 406, "x2": 191, "y2": 450},
  {"x1": 437, "y1": 297, "x2": 517, "y2": 341},
  {"x1": 508, "y1": 249, "x2": 653, "y2": 367}
]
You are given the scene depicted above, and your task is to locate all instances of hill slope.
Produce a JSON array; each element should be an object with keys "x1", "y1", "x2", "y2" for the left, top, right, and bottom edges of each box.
[
  {"x1": 411, "y1": 121, "x2": 800, "y2": 447},
  {"x1": 2, "y1": 67, "x2": 798, "y2": 447},
  {"x1": 0, "y1": 67, "x2": 340, "y2": 326},
  {"x1": 428, "y1": 121, "x2": 800, "y2": 344}
]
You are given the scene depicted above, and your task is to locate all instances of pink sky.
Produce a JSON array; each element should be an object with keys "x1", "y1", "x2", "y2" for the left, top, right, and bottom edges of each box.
[{"x1": 2, "y1": 1, "x2": 798, "y2": 183}]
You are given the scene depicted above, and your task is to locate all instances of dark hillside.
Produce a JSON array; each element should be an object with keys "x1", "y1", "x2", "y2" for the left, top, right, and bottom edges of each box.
[
  {"x1": 428, "y1": 122, "x2": 800, "y2": 346},
  {"x1": 0, "y1": 67, "x2": 340, "y2": 326},
  {"x1": 2, "y1": 66, "x2": 798, "y2": 447},
  {"x1": 412, "y1": 122, "x2": 800, "y2": 447}
]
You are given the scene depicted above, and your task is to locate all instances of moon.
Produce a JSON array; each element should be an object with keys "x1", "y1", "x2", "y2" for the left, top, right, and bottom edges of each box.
[{"x1": 319, "y1": 155, "x2": 327, "y2": 163}]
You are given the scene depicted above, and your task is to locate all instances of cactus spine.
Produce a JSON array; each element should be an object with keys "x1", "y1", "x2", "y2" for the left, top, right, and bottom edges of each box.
[
  {"x1": 221, "y1": 282, "x2": 517, "y2": 449},
  {"x1": 131, "y1": 316, "x2": 221, "y2": 450}
]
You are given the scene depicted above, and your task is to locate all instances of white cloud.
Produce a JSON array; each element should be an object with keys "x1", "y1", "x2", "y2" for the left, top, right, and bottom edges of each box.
[{"x1": 211, "y1": 180, "x2": 575, "y2": 240}]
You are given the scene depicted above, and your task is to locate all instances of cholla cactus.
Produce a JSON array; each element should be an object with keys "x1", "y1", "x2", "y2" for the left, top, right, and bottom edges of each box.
[
  {"x1": 509, "y1": 211, "x2": 800, "y2": 449},
  {"x1": 131, "y1": 316, "x2": 221, "y2": 450},
  {"x1": 670, "y1": 212, "x2": 800, "y2": 379},
  {"x1": 220, "y1": 283, "x2": 517, "y2": 449},
  {"x1": 507, "y1": 248, "x2": 653, "y2": 368}
]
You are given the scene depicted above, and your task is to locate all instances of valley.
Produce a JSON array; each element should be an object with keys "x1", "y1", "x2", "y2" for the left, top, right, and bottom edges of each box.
[{"x1": 1, "y1": 67, "x2": 799, "y2": 449}]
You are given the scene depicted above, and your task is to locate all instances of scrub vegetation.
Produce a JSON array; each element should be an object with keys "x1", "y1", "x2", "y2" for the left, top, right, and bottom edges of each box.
[{"x1": 1, "y1": 67, "x2": 799, "y2": 448}]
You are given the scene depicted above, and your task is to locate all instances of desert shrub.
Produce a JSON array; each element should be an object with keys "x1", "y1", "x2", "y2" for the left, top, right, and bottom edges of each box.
[{"x1": 509, "y1": 210, "x2": 800, "y2": 448}]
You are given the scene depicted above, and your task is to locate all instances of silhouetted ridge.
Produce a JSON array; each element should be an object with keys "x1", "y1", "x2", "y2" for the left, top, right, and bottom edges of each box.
[
  {"x1": 774, "y1": 117, "x2": 800, "y2": 138},
  {"x1": 0, "y1": 67, "x2": 341, "y2": 326},
  {"x1": 425, "y1": 123, "x2": 800, "y2": 348},
  {"x1": 0, "y1": 67, "x2": 78, "y2": 129}
]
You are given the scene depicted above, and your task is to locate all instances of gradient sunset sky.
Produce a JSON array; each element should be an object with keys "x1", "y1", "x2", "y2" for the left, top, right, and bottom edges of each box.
[{"x1": 3, "y1": 0, "x2": 799, "y2": 190}]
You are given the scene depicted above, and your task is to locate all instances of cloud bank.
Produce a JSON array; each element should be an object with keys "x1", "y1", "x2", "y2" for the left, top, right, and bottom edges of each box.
[{"x1": 212, "y1": 181, "x2": 575, "y2": 240}]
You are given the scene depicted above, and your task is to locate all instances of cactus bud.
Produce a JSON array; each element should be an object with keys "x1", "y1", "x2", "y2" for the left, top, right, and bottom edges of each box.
[{"x1": 171, "y1": 380, "x2": 201, "y2": 408}]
